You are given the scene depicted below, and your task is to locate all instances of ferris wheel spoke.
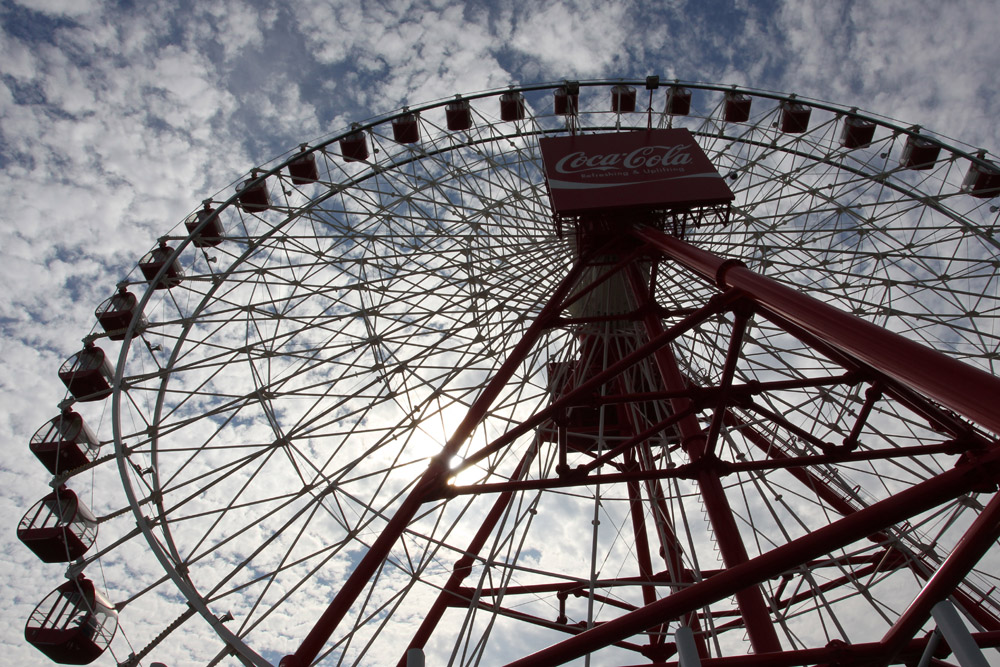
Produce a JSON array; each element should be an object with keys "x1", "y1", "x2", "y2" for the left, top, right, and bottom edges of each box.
[{"x1": 27, "y1": 82, "x2": 1000, "y2": 667}]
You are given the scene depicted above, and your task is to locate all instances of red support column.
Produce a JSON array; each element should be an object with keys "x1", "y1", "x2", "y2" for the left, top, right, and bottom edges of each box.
[
  {"x1": 641, "y1": 466, "x2": 711, "y2": 658},
  {"x1": 880, "y1": 491, "x2": 1000, "y2": 662},
  {"x1": 505, "y1": 451, "x2": 1000, "y2": 667},
  {"x1": 281, "y1": 260, "x2": 590, "y2": 667},
  {"x1": 725, "y1": 409, "x2": 1000, "y2": 631},
  {"x1": 454, "y1": 292, "x2": 739, "y2": 473},
  {"x1": 625, "y1": 264, "x2": 783, "y2": 655},
  {"x1": 624, "y1": 453, "x2": 660, "y2": 609},
  {"x1": 395, "y1": 447, "x2": 539, "y2": 667},
  {"x1": 618, "y1": 632, "x2": 1000, "y2": 666},
  {"x1": 632, "y1": 227, "x2": 1000, "y2": 437}
]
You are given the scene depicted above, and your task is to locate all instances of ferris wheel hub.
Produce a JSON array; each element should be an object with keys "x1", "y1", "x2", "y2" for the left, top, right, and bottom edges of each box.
[{"x1": 21, "y1": 79, "x2": 1000, "y2": 667}]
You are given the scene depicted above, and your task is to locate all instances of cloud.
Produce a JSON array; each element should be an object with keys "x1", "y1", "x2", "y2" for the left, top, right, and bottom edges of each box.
[
  {"x1": 774, "y1": 0, "x2": 1000, "y2": 148},
  {"x1": 3, "y1": 0, "x2": 1000, "y2": 665},
  {"x1": 506, "y1": 0, "x2": 636, "y2": 79},
  {"x1": 9, "y1": 0, "x2": 100, "y2": 18}
]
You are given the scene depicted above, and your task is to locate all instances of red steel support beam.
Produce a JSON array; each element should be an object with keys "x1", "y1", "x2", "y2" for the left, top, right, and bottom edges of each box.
[
  {"x1": 632, "y1": 227, "x2": 1000, "y2": 436},
  {"x1": 395, "y1": 446, "x2": 539, "y2": 667},
  {"x1": 625, "y1": 454, "x2": 660, "y2": 608},
  {"x1": 641, "y1": 464, "x2": 710, "y2": 658},
  {"x1": 618, "y1": 631, "x2": 1000, "y2": 666},
  {"x1": 453, "y1": 291, "x2": 740, "y2": 473},
  {"x1": 280, "y1": 259, "x2": 590, "y2": 667},
  {"x1": 726, "y1": 409, "x2": 1000, "y2": 632},
  {"x1": 723, "y1": 410, "x2": 864, "y2": 520},
  {"x1": 505, "y1": 451, "x2": 1000, "y2": 666},
  {"x1": 625, "y1": 264, "x2": 783, "y2": 654},
  {"x1": 639, "y1": 227, "x2": 1000, "y2": 635},
  {"x1": 620, "y1": 396, "x2": 708, "y2": 657},
  {"x1": 880, "y1": 491, "x2": 1000, "y2": 662}
]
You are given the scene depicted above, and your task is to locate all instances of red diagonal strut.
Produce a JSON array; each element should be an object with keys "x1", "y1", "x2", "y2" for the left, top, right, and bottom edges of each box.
[
  {"x1": 623, "y1": 263, "x2": 782, "y2": 653},
  {"x1": 505, "y1": 449, "x2": 1000, "y2": 666},
  {"x1": 280, "y1": 259, "x2": 590, "y2": 667},
  {"x1": 632, "y1": 227, "x2": 1000, "y2": 435}
]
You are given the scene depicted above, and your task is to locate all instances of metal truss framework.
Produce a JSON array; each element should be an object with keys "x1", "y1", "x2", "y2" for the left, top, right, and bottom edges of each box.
[
  {"x1": 283, "y1": 224, "x2": 1000, "y2": 667},
  {"x1": 24, "y1": 80, "x2": 1000, "y2": 667}
]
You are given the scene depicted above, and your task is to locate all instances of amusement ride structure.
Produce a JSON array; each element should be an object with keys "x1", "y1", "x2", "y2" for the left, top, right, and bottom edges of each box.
[{"x1": 18, "y1": 78, "x2": 1000, "y2": 666}]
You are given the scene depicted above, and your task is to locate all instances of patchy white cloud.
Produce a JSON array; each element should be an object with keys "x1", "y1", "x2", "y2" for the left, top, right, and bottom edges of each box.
[
  {"x1": 774, "y1": 0, "x2": 1000, "y2": 149},
  {"x1": 3, "y1": 0, "x2": 1000, "y2": 665},
  {"x1": 290, "y1": 0, "x2": 512, "y2": 114},
  {"x1": 505, "y1": 0, "x2": 637, "y2": 79},
  {"x1": 10, "y1": 0, "x2": 101, "y2": 18}
]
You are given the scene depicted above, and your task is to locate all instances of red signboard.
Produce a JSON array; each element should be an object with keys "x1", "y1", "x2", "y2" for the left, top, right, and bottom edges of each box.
[{"x1": 539, "y1": 129, "x2": 734, "y2": 216}]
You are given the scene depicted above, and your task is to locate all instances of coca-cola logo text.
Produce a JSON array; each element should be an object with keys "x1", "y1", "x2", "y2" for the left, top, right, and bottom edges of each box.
[{"x1": 554, "y1": 144, "x2": 694, "y2": 174}]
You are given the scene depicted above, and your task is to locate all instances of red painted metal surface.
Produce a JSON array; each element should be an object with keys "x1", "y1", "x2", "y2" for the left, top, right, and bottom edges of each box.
[
  {"x1": 287, "y1": 151, "x2": 319, "y2": 184},
  {"x1": 841, "y1": 115, "x2": 876, "y2": 148},
  {"x1": 24, "y1": 576, "x2": 118, "y2": 664},
  {"x1": 612, "y1": 84, "x2": 637, "y2": 113},
  {"x1": 880, "y1": 492, "x2": 1000, "y2": 661},
  {"x1": 539, "y1": 129, "x2": 734, "y2": 216},
  {"x1": 901, "y1": 135, "x2": 941, "y2": 170},
  {"x1": 395, "y1": 448, "x2": 539, "y2": 667},
  {"x1": 964, "y1": 159, "x2": 1000, "y2": 197},
  {"x1": 446, "y1": 99, "x2": 472, "y2": 131},
  {"x1": 453, "y1": 292, "x2": 738, "y2": 473},
  {"x1": 183, "y1": 203, "x2": 224, "y2": 247},
  {"x1": 505, "y1": 451, "x2": 1000, "y2": 666},
  {"x1": 632, "y1": 227, "x2": 1000, "y2": 437},
  {"x1": 626, "y1": 265, "x2": 782, "y2": 655},
  {"x1": 58, "y1": 344, "x2": 114, "y2": 402},
  {"x1": 281, "y1": 260, "x2": 589, "y2": 667},
  {"x1": 282, "y1": 214, "x2": 1000, "y2": 665},
  {"x1": 724, "y1": 92, "x2": 751, "y2": 122},
  {"x1": 29, "y1": 410, "x2": 99, "y2": 475},
  {"x1": 392, "y1": 113, "x2": 420, "y2": 144},
  {"x1": 339, "y1": 130, "x2": 369, "y2": 162},
  {"x1": 620, "y1": 632, "x2": 1000, "y2": 666},
  {"x1": 18, "y1": 487, "x2": 98, "y2": 563}
]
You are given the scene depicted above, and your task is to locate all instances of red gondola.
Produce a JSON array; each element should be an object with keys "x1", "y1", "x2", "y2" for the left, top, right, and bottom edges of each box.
[
  {"x1": 780, "y1": 101, "x2": 811, "y2": 133},
  {"x1": 446, "y1": 99, "x2": 472, "y2": 131},
  {"x1": 30, "y1": 410, "x2": 100, "y2": 475},
  {"x1": 392, "y1": 113, "x2": 420, "y2": 144},
  {"x1": 611, "y1": 84, "x2": 636, "y2": 113},
  {"x1": 900, "y1": 135, "x2": 941, "y2": 170},
  {"x1": 184, "y1": 202, "x2": 225, "y2": 247},
  {"x1": 58, "y1": 345, "x2": 114, "y2": 402},
  {"x1": 287, "y1": 149, "x2": 319, "y2": 185},
  {"x1": 95, "y1": 288, "x2": 147, "y2": 340},
  {"x1": 963, "y1": 160, "x2": 1000, "y2": 198},
  {"x1": 665, "y1": 86, "x2": 692, "y2": 115},
  {"x1": 724, "y1": 91, "x2": 751, "y2": 122},
  {"x1": 554, "y1": 83, "x2": 579, "y2": 116},
  {"x1": 339, "y1": 129, "x2": 369, "y2": 162},
  {"x1": 235, "y1": 174, "x2": 271, "y2": 213},
  {"x1": 25, "y1": 576, "x2": 118, "y2": 664},
  {"x1": 18, "y1": 487, "x2": 98, "y2": 563},
  {"x1": 841, "y1": 115, "x2": 876, "y2": 148},
  {"x1": 500, "y1": 91, "x2": 525, "y2": 121},
  {"x1": 138, "y1": 244, "x2": 183, "y2": 289}
]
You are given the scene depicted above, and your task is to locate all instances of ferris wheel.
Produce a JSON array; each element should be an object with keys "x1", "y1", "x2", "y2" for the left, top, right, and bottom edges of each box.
[{"x1": 19, "y1": 78, "x2": 1000, "y2": 666}]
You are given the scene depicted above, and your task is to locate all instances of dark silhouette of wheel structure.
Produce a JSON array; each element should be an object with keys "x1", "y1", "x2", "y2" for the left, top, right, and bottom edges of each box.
[{"x1": 23, "y1": 80, "x2": 1000, "y2": 666}]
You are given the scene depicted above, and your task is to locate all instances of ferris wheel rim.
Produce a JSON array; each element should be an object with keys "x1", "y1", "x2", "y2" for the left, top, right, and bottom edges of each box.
[{"x1": 41, "y1": 78, "x2": 1000, "y2": 665}]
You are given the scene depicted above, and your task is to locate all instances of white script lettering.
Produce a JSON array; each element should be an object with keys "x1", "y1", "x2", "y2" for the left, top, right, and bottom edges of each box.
[{"x1": 554, "y1": 144, "x2": 694, "y2": 174}]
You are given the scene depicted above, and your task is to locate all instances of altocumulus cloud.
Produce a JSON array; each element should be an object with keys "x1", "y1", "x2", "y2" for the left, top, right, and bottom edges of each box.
[{"x1": 2, "y1": 0, "x2": 999, "y2": 665}]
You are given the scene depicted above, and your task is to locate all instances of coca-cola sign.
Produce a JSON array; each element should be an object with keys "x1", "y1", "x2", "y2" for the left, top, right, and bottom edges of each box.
[
  {"x1": 555, "y1": 144, "x2": 693, "y2": 174},
  {"x1": 539, "y1": 129, "x2": 733, "y2": 216}
]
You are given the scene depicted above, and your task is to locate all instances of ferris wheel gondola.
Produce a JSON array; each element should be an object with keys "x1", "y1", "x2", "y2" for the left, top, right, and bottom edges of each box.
[{"x1": 20, "y1": 79, "x2": 1000, "y2": 666}]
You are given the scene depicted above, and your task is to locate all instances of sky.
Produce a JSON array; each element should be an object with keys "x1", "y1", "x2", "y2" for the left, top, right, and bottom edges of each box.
[{"x1": 3, "y1": 0, "x2": 1000, "y2": 665}]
